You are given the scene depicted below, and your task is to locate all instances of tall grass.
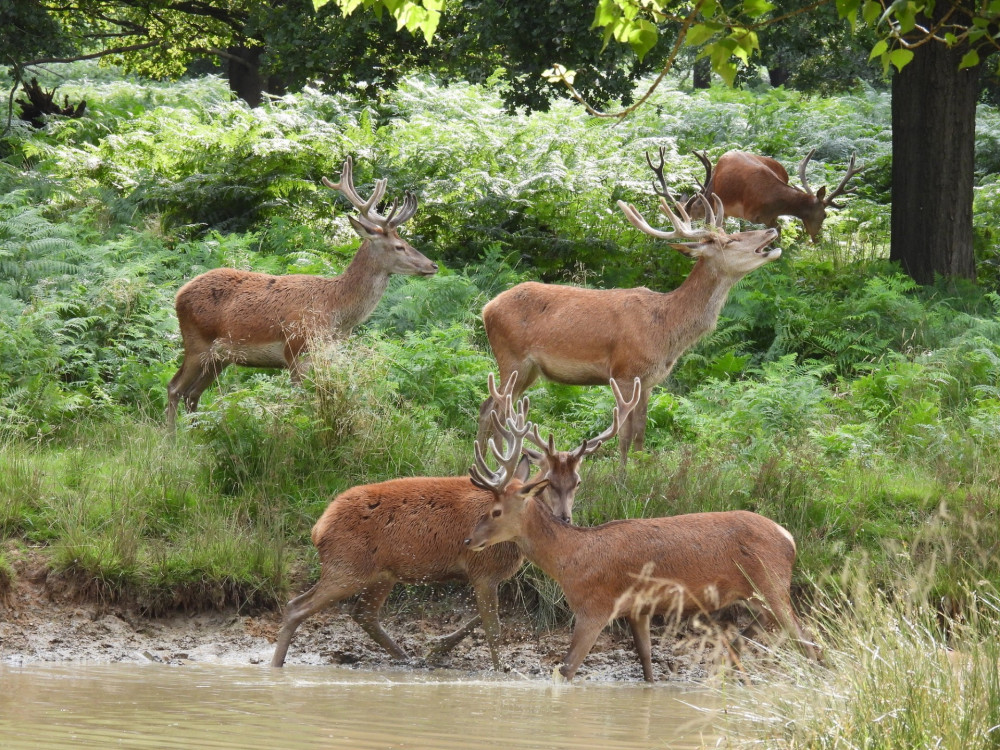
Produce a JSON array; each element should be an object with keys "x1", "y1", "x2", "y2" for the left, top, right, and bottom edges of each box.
[{"x1": 726, "y1": 577, "x2": 1000, "y2": 749}]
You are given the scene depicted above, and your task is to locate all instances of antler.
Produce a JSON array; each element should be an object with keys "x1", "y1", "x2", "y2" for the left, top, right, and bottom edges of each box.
[
  {"x1": 645, "y1": 147, "x2": 672, "y2": 200},
  {"x1": 571, "y1": 377, "x2": 641, "y2": 458},
  {"x1": 322, "y1": 155, "x2": 418, "y2": 229},
  {"x1": 470, "y1": 372, "x2": 529, "y2": 493},
  {"x1": 797, "y1": 148, "x2": 818, "y2": 197},
  {"x1": 617, "y1": 192, "x2": 725, "y2": 248},
  {"x1": 823, "y1": 152, "x2": 864, "y2": 208},
  {"x1": 522, "y1": 377, "x2": 641, "y2": 461}
]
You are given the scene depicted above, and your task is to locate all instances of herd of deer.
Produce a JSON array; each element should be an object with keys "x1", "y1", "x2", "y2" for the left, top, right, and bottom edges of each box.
[{"x1": 169, "y1": 148, "x2": 856, "y2": 680}]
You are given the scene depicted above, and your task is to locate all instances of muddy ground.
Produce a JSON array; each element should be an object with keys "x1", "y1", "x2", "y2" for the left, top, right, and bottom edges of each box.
[{"x1": 0, "y1": 549, "x2": 743, "y2": 682}]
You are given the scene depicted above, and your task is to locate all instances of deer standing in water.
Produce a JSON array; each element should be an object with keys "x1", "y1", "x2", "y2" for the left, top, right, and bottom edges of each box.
[
  {"x1": 663, "y1": 147, "x2": 863, "y2": 242},
  {"x1": 270, "y1": 373, "x2": 639, "y2": 669},
  {"x1": 477, "y1": 185, "x2": 780, "y2": 464},
  {"x1": 464, "y1": 435, "x2": 820, "y2": 682},
  {"x1": 166, "y1": 156, "x2": 438, "y2": 429}
]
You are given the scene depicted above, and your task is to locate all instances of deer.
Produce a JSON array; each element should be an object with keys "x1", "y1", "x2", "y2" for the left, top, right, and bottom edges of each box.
[
  {"x1": 166, "y1": 155, "x2": 438, "y2": 429},
  {"x1": 269, "y1": 372, "x2": 640, "y2": 669},
  {"x1": 464, "y1": 446, "x2": 821, "y2": 682},
  {"x1": 476, "y1": 187, "x2": 780, "y2": 465},
  {"x1": 657, "y1": 147, "x2": 864, "y2": 242}
]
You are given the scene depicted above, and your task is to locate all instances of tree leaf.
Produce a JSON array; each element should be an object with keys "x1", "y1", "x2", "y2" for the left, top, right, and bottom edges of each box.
[
  {"x1": 959, "y1": 48, "x2": 980, "y2": 69},
  {"x1": 888, "y1": 48, "x2": 914, "y2": 71}
]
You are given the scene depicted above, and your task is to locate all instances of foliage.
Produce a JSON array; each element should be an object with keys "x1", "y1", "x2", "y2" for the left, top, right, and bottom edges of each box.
[{"x1": 0, "y1": 70, "x2": 999, "y2": 627}]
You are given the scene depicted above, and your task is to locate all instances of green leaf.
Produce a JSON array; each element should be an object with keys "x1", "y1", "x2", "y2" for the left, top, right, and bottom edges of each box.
[
  {"x1": 686, "y1": 22, "x2": 722, "y2": 47},
  {"x1": 888, "y1": 48, "x2": 914, "y2": 71},
  {"x1": 862, "y1": 0, "x2": 881, "y2": 25},
  {"x1": 869, "y1": 39, "x2": 888, "y2": 61},
  {"x1": 313, "y1": 0, "x2": 332, "y2": 9},
  {"x1": 628, "y1": 20, "x2": 658, "y2": 61},
  {"x1": 959, "y1": 48, "x2": 981, "y2": 69},
  {"x1": 742, "y1": 0, "x2": 775, "y2": 17}
]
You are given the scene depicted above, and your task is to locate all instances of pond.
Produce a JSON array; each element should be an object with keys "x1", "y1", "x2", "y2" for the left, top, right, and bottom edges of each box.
[{"x1": 0, "y1": 663, "x2": 727, "y2": 749}]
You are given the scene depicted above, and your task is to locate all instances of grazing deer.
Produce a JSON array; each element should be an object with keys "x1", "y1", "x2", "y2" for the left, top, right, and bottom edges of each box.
[
  {"x1": 166, "y1": 156, "x2": 438, "y2": 429},
  {"x1": 477, "y1": 190, "x2": 780, "y2": 464},
  {"x1": 270, "y1": 373, "x2": 639, "y2": 669},
  {"x1": 464, "y1": 463, "x2": 820, "y2": 682},
  {"x1": 659, "y1": 148, "x2": 864, "y2": 242}
]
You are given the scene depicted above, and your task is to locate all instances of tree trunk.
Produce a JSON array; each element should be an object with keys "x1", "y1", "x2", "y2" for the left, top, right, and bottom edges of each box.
[
  {"x1": 692, "y1": 57, "x2": 711, "y2": 89},
  {"x1": 228, "y1": 46, "x2": 264, "y2": 107},
  {"x1": 890, "y1": 37, "x2": 978, "y2": 283}
]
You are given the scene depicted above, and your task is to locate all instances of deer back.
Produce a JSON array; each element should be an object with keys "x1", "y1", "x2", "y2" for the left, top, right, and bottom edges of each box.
[
  {"x1": 312, "y1": 476, "x2": 524, "y2": 585},
  {"x1": 711, "y1": 151, "x2": 823, "y2": 230}
]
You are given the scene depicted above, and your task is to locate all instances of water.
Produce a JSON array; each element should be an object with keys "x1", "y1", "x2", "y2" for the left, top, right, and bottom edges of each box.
[{"x1": 0, "y1": 664, "x2": 725, "y2": 749}]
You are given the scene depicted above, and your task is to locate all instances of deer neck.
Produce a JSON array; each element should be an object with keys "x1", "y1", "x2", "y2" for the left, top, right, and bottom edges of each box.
[
  {"x1": 329, "y1": 240, "x2": 392, "y2": 332},
  {"x1": 657, "y1": 258, "x2": 738, "y2": 346},
  {"x1": 513, "y1": 498, "x2": 582, "y2": 581}
]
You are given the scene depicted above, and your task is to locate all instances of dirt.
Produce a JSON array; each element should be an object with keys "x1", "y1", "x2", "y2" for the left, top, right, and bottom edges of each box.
[{"x1": 0, "y1": 549, "x2": 736, "y2": 682}]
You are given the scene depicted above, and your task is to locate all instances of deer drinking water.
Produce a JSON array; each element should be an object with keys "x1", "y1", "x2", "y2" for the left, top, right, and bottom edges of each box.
[
  {"x1": 477, "y1": 186, "x2": 780, "y2": 464},
  {"x1": 166, "y1": 156, "x2": 438, "y2": 429},
  {"x1": 464, "y1": 440, "x2": 820, "y2": 682},
  {"x1": 667, "y1": 147, "x2": 863, "y2": 242},
  {"x1": 269, "y1": 373, "x2": 639, "y2": 669}
]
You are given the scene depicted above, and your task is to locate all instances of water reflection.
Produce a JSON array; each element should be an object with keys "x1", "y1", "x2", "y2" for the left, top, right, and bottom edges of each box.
[{"x1": 0, "y1": 664, "x2": 724, "y2": 749}]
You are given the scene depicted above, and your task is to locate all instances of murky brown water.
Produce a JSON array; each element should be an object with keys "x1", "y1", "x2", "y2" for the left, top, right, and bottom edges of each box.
[{"x1": 0, "y1": 664, "x2": 726, "y2": 749}]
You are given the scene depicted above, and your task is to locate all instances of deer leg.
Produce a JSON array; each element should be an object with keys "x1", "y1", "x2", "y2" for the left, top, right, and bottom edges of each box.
[
  {"x1": 283, "y1": 342, "x2": 311, "y2": 384},
  {"x1": 271, "y1": 579, "x2": 361, "y2": 667},
  {"x1": 626, "y1": 613, "x2": 655, "y2": 682},
  {"x1": 745, "y1": 583, "x2": 821, "y2": 663},
  {"x1": 557, "y1": 610, "x2": 609, "y2": 682},
  {"x1": 425, "y1": 614, "x2": 482, "y2": 663},
  {"x1": 426, "y1": 580, "x2": 502, "y2": 668},
  {"x1": 166, "y1": 355, "x2": 222, "y2": 428},
  {"x1": 350, "y1": 579, "x2": 409, "y2": 661},
  {"x1": 631, "y1": 388, "x2": 651, "y2": 453}
]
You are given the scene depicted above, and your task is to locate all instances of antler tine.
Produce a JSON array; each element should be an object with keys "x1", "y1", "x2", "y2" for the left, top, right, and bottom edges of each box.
[
  {"x1": 574, "y1": 377, "x2": 642, "y2": 458},
  {"x1": 321, "y1": 155, "x2": 392, "y2": 225},
  {"x1": 644, "y1": 146, "x2": 671, "y2": 200},
  {"x1": 388, "y1": 190, "x2": 419, "y2": 228},
  {"x1": 693, "y1": 150, "x2": 713, "y2": 195},
  {"x1": 617, "y1": 199, "x2": 714, "y2": 245},
  {"x1": 797, "y1": 148, "x2": 817, "y2": 197},
  {"x1": 824, "y1": 152, "x2": 865, "y2": 207}
]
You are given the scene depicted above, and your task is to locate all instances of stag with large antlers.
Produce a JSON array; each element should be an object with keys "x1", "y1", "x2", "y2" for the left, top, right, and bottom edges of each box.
[
  {"x1": 679, "y1": 149, "x2": 864, "y2": 242},
  {"x1": 166, "y1": 156, "x2": 438, "y2": 429},
  {"x1": 465, "y1": 478, "x2": 821, "y2": 682},
  {"x1": 271, "y1": 373, "x2": 638, "y2": 669},
  {"x1": 477, "y1": 187, "x2": 779, "y2": 465}
]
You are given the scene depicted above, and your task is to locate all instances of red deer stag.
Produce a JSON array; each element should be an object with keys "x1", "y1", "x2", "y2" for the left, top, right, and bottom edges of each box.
[
  {"x1": 166, "y1": 156, "x2": 438, "y2": 429},
  {"x1": 477, "y1": 190, "x2": 780, "y2": 464},
  {"x1": 465, "y1": 466, "x2": 820, "y2": 682},
  {"x1": 270, "y1": 373, "x2": 638, "y2": 669},
  {"x1": 661, "y1": 148, "x2": 864, "y2": 242}
]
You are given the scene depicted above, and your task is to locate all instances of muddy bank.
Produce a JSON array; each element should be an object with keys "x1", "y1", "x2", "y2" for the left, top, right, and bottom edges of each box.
[{"x1": 0, "y1": 551, "x2": 736, "y2": 682}]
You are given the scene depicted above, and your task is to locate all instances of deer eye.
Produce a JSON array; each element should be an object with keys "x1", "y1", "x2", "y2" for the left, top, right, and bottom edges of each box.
[{"x1": 491, "y1": 509, "x2": 502, "y2": 518}]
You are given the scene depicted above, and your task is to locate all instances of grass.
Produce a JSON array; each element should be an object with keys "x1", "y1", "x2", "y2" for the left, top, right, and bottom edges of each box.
[{"x1": 724, "y1": 576, "x2": 1000, "y2": 749}]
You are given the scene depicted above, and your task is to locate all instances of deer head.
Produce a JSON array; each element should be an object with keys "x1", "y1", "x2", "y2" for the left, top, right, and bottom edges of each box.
[
  {"x1": 618, "y1": 192, "x2": 781, "y2": 277},
  {"x1": 322, "y1": 156, "x2": 437, "y2": 276}
]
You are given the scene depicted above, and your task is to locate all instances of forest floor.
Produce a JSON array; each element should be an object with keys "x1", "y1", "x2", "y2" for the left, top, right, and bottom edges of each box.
[{"x1": 0, "y1": 547, "x2": 745, "y2": 682}]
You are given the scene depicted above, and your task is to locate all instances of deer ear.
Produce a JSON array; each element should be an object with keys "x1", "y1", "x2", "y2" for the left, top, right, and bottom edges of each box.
[
  {"x1": 519, "y1": 477, "x2": 549, "y2": 499},
  {"x1": 668, "y1": 241, "x2": 703, "y2": 258},
  {"x1": 513, "y1": 455, "x2": 532, "y2": 481},
  {"x1": 816, "y1": 186, "x2": 827, "y2": 201},
  {"x1": 349, "y1": 215, "x2": 385, "y2": 238}
]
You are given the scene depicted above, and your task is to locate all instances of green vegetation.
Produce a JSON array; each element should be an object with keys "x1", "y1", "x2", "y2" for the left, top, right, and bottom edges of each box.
[{"x1": 2, "y1": 67, "x2": 1000, "y2": 739}]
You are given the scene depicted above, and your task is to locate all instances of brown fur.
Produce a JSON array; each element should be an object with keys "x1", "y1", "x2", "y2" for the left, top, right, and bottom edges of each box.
[
  {"x1": 467, "y1": 488, "x2": 820, "y2": 682},
  {"x1": 271, "y1": 456, "x2": 588, "y2": 669},
  {"x1": 166, "y1": 188, "x2": 437, "y2": 429},
  {"x1": 707, "y1": 150, "x2": 828, "y2": 240},
  {"x1": 476, "y1": 220, "x2": 780, "y2": 463}
]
